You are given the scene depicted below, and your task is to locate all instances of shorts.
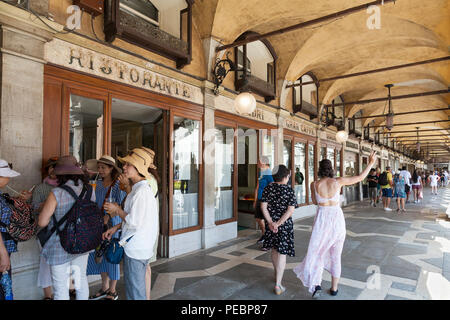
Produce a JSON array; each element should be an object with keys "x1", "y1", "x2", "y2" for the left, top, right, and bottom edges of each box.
[
  {"x1": 254, "y1": 200, "x2": 264, "y2": 219},
  {"x1": 382, "y1": 188, "x2": 393, "y2": 198},
  {"x1": 412, "y1": 185, "x2": 421, "y2": 190},
  {"x1": 369, "y1": 187, "x2": 378, "y2": 199}
]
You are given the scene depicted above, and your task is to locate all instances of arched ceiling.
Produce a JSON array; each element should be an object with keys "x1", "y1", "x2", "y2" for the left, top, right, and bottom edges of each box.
[{"x1": 192, "y1": 0, "x2": 450, "y2": 159}]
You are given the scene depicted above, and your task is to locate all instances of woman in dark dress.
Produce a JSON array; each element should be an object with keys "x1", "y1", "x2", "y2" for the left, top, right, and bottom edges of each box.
[{"x1": 260, "y1": 165, "x2": 297, "y2": 295}]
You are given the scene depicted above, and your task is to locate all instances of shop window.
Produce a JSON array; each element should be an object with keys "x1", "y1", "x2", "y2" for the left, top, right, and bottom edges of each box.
[
  {"x1": 292, "y1": 73, "x2": 319, "y2": 118},
  {"x1": 104, "y1": 0, "x2": 193, "y2": 68},
  {"x1": 237, "y1": 128, "x2": 257, "y2": 213},
  {"x1": 294, "y1": 142, "x2": 306, "y2": 205},
  {"x1": 173, "y1": 116, "x2": 200, "y2": 230},
  {"x1": 336, "y1": 149, "x2": 341, "y2": 177},
  {"x1": 327, "y1": 147, "x2": 335, "y2": 165},
  {"x1": 283, "y1": 139, "x2": 292, "y2": 185},
  {"x1": 320, "y1": 146, "x2": 327, "y2": 161},
  {"x1": 235, "y1": 32, "x2": 277, "y2": 102},
  {"x1": 308, "y1": 144, "x2": 315, "y2": 203},
  {"x1": 69, "y1": 94, "x2": 104, "y2": 164},
  {"x1": 260, "y1": 131, "x2": 276, "y2": 168},
  {"x1": 215, "y1": 125, "x2": 234, "y2": 222}
]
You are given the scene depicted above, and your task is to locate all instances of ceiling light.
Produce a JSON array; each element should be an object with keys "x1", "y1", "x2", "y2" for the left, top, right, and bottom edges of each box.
[{"x1": 234, "y1": 92, "x2": 256, "y2": 115}]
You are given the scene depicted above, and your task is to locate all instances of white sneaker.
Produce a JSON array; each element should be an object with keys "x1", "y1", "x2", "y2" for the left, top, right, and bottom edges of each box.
[{"x1": 384, "y1": 207, "x2": 392, "y2": 211}]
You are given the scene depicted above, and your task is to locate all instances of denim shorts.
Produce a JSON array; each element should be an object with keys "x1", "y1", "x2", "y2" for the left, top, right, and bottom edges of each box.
[
  {"x1": 123, "y1": 254, "x2": 150, "y2": 300},
  {"x1": 382, "y1": 188, "x2": 393, "y2": 198}
]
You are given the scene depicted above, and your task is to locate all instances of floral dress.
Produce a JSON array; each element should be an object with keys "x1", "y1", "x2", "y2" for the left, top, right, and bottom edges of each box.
[
  {"x1": 261, "y1": 183, "x2": 297, "y2": 256},
  {"x1": 394, "y1": 175, "x2": 406, "y2": 199}
]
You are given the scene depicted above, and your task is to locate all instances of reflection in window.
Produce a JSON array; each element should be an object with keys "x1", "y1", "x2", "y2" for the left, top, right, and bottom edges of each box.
[
  {"x1": 173, "y1": 117, "x2": 200, "y2": 230},
  {"x1": 336, "y1": 150, "x2": 341, "y2": 177},
  {"x1": 320, "y1": 147, "x2": 327, "y2": 161},
  {"x1": 294, "y1": 142, "x2": 306, "y2": 205},
  {"x1": 308, "y1": 144, "x2": 315, "y2": 202},
  {"x1": 327, "y1": 147, "x2": 335, "y2": 167},
  {"x1": 261, "y1": 132, "x2": 275, "y2": 169},
  {"x1": 283, "y1": 139, "x2": 292, "y2": 185},
  {"x1": 215, "y1": 126, "x2": 234, "y2": 222},
  {"x1": 69, "y1": 94, "x2": 104, "y2": 164}
]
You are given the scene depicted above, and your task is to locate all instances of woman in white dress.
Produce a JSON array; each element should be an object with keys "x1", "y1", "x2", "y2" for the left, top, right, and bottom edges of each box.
[
  {"x1": 428, "y1": 172, "x2": 440, "y2": 195},
  {"x1": 293, "y1": 151, "x2": 377, "y2": 298}
]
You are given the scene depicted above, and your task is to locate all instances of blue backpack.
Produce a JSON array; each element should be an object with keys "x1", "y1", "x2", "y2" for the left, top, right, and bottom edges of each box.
[{"x1": 53, "y1": 185, "x2": 103, "y2": 254}]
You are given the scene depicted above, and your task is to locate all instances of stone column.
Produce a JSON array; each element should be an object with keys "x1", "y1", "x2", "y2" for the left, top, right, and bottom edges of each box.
[
  {"x1": 0, "y1": 7, "x2": 53, "y2": 299},
  {"x1": 201, "y1": 90, "x2": 218, "y2": 249}
]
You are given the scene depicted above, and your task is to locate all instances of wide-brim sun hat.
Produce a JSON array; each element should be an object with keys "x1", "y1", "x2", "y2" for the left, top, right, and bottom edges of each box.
[
  {"x1": 0, "y1": 160, "x2": 20, "y2": 178},
  {"x1": 118, "y1": 147, "x2": 156, "y2": 180},
  {"x1": 53, "y1": 155, "x2": 85, "y2": 175},
  {"x1": 45, "y1": 156, "x2": 59, "y2": 169},
  {"x1": 86, "y1": 155, "x2": 122, "y2": 174}
]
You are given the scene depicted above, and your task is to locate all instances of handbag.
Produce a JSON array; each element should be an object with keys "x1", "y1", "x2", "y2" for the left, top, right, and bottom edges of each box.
[{"x1": 105, "y1": 235, "x2": 133, "y2": 264}]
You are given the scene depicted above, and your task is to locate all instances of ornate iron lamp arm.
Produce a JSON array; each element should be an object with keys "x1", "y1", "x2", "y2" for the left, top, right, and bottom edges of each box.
[{"x1": 212, "y1": 51, "x2": 236, "y2": 95}]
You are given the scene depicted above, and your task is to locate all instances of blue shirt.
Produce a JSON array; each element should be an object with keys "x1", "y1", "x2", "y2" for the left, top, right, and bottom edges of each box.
[
  {"x1": 0, "y1": 192, "x2": 17, "y2": 254},
  {"x1": 257, "y1": 169, "x2": 274, "y2": 200}
]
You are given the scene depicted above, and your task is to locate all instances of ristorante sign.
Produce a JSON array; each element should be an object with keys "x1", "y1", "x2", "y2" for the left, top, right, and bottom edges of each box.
[{"x1": 45, "y1": 39, "x2": 203, "y2": 104}]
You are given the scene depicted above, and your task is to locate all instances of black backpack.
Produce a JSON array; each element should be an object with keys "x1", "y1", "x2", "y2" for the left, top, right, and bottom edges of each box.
[{"x1": 378, "y1": 172, "x2": 388, "y2": 186}]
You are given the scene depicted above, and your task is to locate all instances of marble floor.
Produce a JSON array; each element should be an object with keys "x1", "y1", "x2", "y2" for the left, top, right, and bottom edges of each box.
[{"x1": 90, "y1": 186, "x2": 450, "y2": 300}]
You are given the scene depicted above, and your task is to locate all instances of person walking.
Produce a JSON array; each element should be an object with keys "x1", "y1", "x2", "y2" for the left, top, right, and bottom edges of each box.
[
  {"x1": 400, "y1": 166, "x2": 412, "y2": 204},
  {"x1": 0, "y1": 160, "x2": 21, "y2": 300},
  {"x1": 259, "y1": 165, "x2": 296, "y2": 295},
  {"x1": 411, "y1": 170, "x2": 423, "y2": 203},
  {"x1": 367, "y1": 168, "x2": 378, "y2": 207},
  {"x1": 380, "y1": 167, "x2": 394, "y2": 211},
  {"x1": 86, "y1": 155, "x2": 126, "y2": 301},
  {"x1": 294, "y1": 151, "x2": 377, "y2": 298},
  {"x1": 102, "y1": 147, "x2": 158, "y2": 300},
  {"x1": 376, "y1": 168, "x2": 382, "y2": 204},
  {"x1": 253, "y1": 156, "x2": 273, "y2": 248},
  {"x1": 38, "y1": 156, "x2": 96, "y2": 300},
  {"x1": 393, "y1": 171, "x2": 406, "y2": 213},
  {"x1": 428, "y1": 171, "x2": 440, "y2": 195}
]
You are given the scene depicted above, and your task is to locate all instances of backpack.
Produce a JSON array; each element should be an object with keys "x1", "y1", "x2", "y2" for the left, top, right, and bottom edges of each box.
[
  {"x1": 0, "y1": 193, "x2": 37, "y2": 242},
  {"x1": 54, "y1": 185, "x2": 103, "y2": 254},
  {"x1": 378, "y1": 172, "x2": 388, "y2": 186}
]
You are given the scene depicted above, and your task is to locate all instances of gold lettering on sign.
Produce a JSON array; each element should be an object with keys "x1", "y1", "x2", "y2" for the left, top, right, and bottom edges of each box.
[
  {"x1": 67, "y1": 47, "x2": 194, "y2": 100},
  {"x1": 251, "y1": 109, "x2": 264, "y2": 121}
]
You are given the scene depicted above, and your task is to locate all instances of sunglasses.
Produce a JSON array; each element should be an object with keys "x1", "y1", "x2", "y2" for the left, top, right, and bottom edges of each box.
[{"x1": 0, "y1": 163, "x2": 13, "y2": 170}]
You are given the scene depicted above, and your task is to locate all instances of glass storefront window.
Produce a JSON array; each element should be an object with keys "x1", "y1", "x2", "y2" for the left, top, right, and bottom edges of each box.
[
  {"x1": 320, "y1": 146, "x2": 327, "y2": 161},
  {"x1": 336, "y1": 150, "x2": 341, "y2": 177},
  {"x1": 294, "y1": 142, "x2": 306, "y2": 204},
  {"x1": 173, "y1": 116, "x2": 200, "y2": 230},
  {"x1": 69, "y1": 94, "x2": 104, "y2": 164},
  {"x1": 283, "y1": 139, "x2": 292, "y2": 185},
  {"x1": 261, "y1": 132, "x2": 275, "y2": 168},
  {"x1": 308, "y1": 144, "x2": 315, "y2": 202},
  {"x1": 215, "y1": 125, "x2": 234, "y2": 222},
  {"x1": 327, "y1": 147, "x2": 335, "y2": 165}
]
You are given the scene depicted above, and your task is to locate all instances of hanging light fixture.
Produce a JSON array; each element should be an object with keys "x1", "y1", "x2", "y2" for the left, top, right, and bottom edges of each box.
[
  {"x1": 385, "y1": 84, "x2": 394, "y2": 131},
  {"x1": 234, "y1": 91, "x2": 256, "y2": 115},
  {"x1": 336, "y1": 130, "x2": 349, "y2": 143}
]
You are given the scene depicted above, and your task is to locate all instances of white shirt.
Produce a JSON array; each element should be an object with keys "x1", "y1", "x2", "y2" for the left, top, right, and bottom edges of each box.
[
  {"x1": 400, "y1": 170, "x2": 412, "y2": 186},
  {"x1": 120, "y1": 180, "x2": 159, "y2": 260},
  {"x1": 411, "y1": 176, "x2": 421, "y2": 186},
  {"x1": 429, "y1": 174, "x2": 439, "y2": 186}
]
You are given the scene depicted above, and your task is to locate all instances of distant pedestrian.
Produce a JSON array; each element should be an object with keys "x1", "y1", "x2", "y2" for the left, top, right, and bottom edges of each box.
[
  {"x1": 294, "y1": 152, "x2": 377, "y2": 298},
  {"x1": 253, "y1": 156, "x2": 273, "y2": 248},
  {"x1": 260, "y1": 165, "x2": 296, "y2": 295},
  {"x1": 393, "y1": 171, "x2": 406, "y2": 213},
  {"x1": 400, "y1": 166, "x2": 411, "y2": 203},
  {"x1": 411, "y1": 170, "x2": 422, "y2": 203},
  {"x1": 380, "y1": 167, "x2": 394, "y2": 211},
  {"x1": 428, "y1": 172, "x2": 440, "y2": 195},
  {"x1": 367, "y1": 168, "x2": 378, "y2": 207}
]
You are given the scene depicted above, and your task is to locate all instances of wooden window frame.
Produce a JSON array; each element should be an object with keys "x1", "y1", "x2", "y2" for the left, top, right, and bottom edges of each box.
[{"x1": 43, "y1": 64, "x2": 204, "y2": 240}]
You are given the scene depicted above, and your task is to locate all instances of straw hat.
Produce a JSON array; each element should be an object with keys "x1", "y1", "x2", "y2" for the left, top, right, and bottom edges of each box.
[
  {"x1": 0, "y1": 160, "x2": 20, "y2": 178},
  {"x1": 53, "y1": 155, "x2": 85, "y2": 175},
  {"x1": 118, "y1": 147, "x2": 156, "y2": 180},
  {"x1": 86, "y1": 155, "x2": 122, "y2": 174}
]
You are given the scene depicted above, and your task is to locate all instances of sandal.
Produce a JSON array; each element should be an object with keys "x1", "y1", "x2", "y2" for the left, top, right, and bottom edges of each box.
[
  {"x1": 69, "y1": 289, "x2": 76, "y2": 299},
  {"x1": 89, "y1": 289, "x2": 108, "y2": 300},
  {"x1": 312, "y1": 285, "x2": 322, "y2": 299},
  {"x1": 102, "y1": 290, "x2": 119, "y2": 301},
  {"x1": 274, "y1": 285, "x2": 286, "y2": 295}
]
